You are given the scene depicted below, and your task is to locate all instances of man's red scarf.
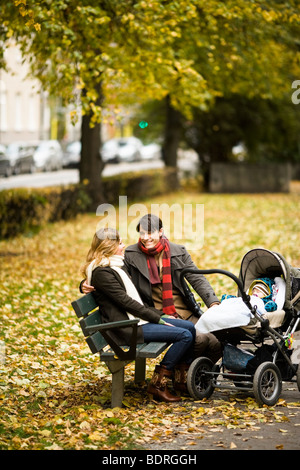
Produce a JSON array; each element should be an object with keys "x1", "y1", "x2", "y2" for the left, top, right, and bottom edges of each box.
[{"x1": 138, "y1": 236, "x2": 177, "y2": 316}]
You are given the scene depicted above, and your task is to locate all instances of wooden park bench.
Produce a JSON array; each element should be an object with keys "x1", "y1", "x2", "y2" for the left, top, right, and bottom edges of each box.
[{"x1": 71, "y1": 292, "x2": 169, "y2": 408}]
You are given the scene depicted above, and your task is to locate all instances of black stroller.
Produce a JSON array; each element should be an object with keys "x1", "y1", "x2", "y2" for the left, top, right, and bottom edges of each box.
[{"x1": 181, "y1": 248, "x2": 300, "y2": 406}]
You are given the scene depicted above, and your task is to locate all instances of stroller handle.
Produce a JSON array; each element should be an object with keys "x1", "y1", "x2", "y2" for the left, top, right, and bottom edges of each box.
[{"x1": 180, "y1": 267, "x2": 253, "y2": 312}]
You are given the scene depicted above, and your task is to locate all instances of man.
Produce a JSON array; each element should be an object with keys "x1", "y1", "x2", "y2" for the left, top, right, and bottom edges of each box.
[{"x1": 124, "y1": 214, "x2": 222, "y2": 366}]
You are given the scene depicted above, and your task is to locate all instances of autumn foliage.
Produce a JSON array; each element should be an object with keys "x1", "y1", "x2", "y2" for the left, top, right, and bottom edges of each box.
[{"x1": 0, "y1": 190, "x2": 299, "y2": 450}]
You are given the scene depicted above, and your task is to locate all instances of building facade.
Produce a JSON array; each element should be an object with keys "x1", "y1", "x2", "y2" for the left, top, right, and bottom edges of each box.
[{"x1": 0, "y1": 42, "x2": 51, "y2": 146}]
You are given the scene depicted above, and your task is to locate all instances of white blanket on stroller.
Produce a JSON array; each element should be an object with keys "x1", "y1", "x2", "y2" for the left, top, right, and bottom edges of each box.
[{"x1": 195, "y1": 295, "x2": 266, "y2": 334}]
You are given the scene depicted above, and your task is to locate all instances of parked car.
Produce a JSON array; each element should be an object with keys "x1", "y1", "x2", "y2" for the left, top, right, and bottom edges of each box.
[
  {"x1": 63, "y1": 141, "x2": 81, "y2": 168},
  {"x1": 101, "y1": 137, "x2": 143, "y2": 163},
  {"x1": 10, "y1": 142, "x2": 38, "y2": 174},
  {"x1": 0, "y1": 142, "x2": 38, "y2": 176},
  {"x1": 117, "y1": 137, "x2": 143, "y2": 162},
  {"x1": 0, "y1": 142, "x2": 18, "y2": 176},
  {"x1": 0, "y1": 144, "x2": 10, "y2": 177},
  {"x1": 101, "y1": 139, "x2": 119, "y2": 163},
  {"x1": 140, "y1": 143, "x2": 162, "y2": 160},
  {"x1": 32, "y1": 140, "x2": 64, "y2": 171}
]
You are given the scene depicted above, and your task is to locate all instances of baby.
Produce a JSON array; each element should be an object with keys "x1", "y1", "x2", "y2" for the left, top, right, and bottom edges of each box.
[
  {"x1": 195, "y1": 277, "x2": 283, "y2": 334},
  {"x1": 222, "y1": 277, "x2": 278, "y2": 313}
]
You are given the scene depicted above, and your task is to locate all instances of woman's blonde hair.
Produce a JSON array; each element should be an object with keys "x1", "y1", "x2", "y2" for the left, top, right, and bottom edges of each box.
[{"x1": 81, "y1": 228, "x2": 120, "y2": 278}]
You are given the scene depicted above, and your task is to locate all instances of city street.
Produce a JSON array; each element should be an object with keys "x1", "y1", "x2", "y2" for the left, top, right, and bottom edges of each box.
[
  {"x1": 0, "y1": 151, "x2": 199, "y2": 190},
  {"x1": 0, "y1": 161, "x2": 162, "y2": 190}
]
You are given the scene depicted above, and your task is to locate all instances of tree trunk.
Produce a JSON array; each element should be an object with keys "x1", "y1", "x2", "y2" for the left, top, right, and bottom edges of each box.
[
  {"x1": 162, "y1": 95, "x2": 182, "y2": 167},
  {"x1": 79, "y1": 84, "x2": 105, "y2": 210}
]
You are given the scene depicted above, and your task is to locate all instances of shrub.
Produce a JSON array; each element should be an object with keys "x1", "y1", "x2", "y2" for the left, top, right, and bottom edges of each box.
[
  {"x1": 0, "y1": 185, "x2": 91, "y2": 239},
  {"x1": 102, "y1": 167, "x2": 179, "y2": 204},
  {"x1": 0, "y1": 168, "x2": 179, "y2": 239}
]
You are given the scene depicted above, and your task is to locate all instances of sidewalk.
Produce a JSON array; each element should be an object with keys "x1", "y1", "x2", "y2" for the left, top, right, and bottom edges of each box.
[
  {"x1": 145, "y1": 383, "x2": 300, "y2": 451},
  {"x1": 146, "y1": 332, "x2": 300, "y2": 451}
]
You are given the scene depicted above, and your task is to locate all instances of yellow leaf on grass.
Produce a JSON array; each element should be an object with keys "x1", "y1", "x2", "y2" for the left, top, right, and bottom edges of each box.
[
  {"x1": 79, "y1": 421, "x2": 91, "y2": 431},
  {"x1": 39, "y1": 429, "x2": 51, "y2": 437},
  {"x1": 31, "y1": 362, "x2": 41, "y2": 369},
  {"x1": 45, "y1": 443, "x2": 63, "y2": 450},
  {"x1": 89, "y1": 431, "x2": 103, "y2": 441}
]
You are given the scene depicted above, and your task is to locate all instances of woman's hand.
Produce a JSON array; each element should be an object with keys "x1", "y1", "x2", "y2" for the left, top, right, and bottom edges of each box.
[
  {"x1": 159, "y1": 318, "x2": 175, "y2": 327},
  {"x1": 82, "y1": 280, "x2": 95, "y2": 294}
]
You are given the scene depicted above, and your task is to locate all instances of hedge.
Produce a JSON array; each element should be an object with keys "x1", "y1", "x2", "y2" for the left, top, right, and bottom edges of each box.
[
  {"x1": 0, "y1": 185, "x2": 91, "y2": 239},
  {"x1": 0, "y1": 168, "x2": 179, "y2": 239},
  {"x1": 101, "y1": 167, "x2": 179, "y2": 204}
]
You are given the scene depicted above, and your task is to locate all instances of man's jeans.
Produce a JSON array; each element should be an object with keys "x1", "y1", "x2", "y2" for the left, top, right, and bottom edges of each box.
[{"x1": 142, "y1": 318, "x2": 195, "y2": 370}]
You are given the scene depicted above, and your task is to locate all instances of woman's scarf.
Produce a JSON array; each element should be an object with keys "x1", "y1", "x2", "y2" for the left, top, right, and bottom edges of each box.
[
  {"x1": 86, "y1": 254, "x2": 147, "y2": 325},
  {"x1": 86, "y1": 254, "x2": 124, "y2": 285},
  {"x1": 109, "y1": 257, "x2": 143, "y2": 306},
  {"x1": 138, "y1": 236, "x2": 177, "y2": 317}
]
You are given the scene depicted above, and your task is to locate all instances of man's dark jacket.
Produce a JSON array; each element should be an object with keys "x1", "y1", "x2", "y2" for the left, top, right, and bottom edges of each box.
[{"x1": 124, "y1": 242, "x2": 219, "y2": 315}]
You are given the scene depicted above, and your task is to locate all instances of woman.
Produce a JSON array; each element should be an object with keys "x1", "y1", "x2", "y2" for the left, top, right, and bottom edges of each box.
[{"x1": 81, "y1": 227, "x2": 196, "y2": 403}]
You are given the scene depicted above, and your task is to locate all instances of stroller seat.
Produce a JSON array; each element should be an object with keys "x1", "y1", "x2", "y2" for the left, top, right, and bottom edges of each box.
[
  {"x1": 241, "y1": 309, "x2": 286, "y2": 336},
  {"x1": 242, "y1": 309, "x2": 286, "y2": 334}
]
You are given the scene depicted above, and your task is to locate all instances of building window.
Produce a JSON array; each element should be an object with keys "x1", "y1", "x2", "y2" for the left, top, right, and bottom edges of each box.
[
  {"x1": 28, "y1": 94, "x2": 37, "y2": 131},
  {"x1": 0, "y1": 80, "x2": 8, "y2": 132},
  {"x1": 15, "y1": 92, "x2": 22, "y2": 131}
]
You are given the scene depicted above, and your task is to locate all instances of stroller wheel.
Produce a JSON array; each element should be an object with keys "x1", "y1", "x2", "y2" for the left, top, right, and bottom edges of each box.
[
  {"x1": 253, "y1": 362, "x2": 282, "y2": 406},
  {"x1": 187, "y1": 357, "x2": 215, "y2": 400}
]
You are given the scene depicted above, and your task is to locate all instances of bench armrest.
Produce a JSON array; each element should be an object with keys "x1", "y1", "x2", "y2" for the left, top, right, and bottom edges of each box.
[
  {"x1": 87, "y1": 318, "x2": 139, "y2": 361},
  {"x1": 85, "y1": 319, "x2": 139, "y2": 334}
]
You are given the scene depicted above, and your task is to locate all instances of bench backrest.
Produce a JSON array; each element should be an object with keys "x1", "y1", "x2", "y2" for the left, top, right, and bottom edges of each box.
[{"x1": 71, "y1": 293, "x2": 107, "y2": 354}]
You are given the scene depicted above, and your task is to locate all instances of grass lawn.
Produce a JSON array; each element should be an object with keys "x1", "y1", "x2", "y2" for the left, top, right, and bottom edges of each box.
[{"x1": 0, "y1": 190, "x2": 299, "y2": 450}]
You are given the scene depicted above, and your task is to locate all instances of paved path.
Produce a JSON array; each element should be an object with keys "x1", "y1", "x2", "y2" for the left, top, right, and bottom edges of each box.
[{"x1": 147, "y1": 332, "x2": 300, "y2": 451}]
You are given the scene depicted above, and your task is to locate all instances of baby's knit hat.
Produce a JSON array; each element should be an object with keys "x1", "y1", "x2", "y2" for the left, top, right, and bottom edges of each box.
[{"x1": 249, "y1": 279, "x2": 271, "y2": 297}]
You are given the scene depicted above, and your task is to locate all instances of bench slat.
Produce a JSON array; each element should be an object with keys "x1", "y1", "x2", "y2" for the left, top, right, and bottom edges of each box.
[
  {"x1": 100, "y1": 342, "x2": 168, "y2": 360},
  {"x1": 86, "y1": 331, "x2": 108, "y2": 354},
  {"x1": 79, "y1": 310, "x2": 102, "y2": 336},
  {"x1": 100, "y1": 343, "x2": 146, "y2": 361},
  {"x1": 71, "y1": 293, "x2": 98, "y2": 318},
  {"x1": 137, "y1": 342, "x2": 169, "y2": 358}
]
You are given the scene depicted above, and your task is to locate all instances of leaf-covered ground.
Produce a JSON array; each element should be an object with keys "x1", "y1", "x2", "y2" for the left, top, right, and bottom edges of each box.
[{"x1": 1, "y1": 190, "x2": 300, "y2": 450}]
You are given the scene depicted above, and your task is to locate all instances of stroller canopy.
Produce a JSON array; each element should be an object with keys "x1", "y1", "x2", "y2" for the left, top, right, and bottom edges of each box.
[{"x1": 238, "y1": 248, "x2": 300, "y2": 311}]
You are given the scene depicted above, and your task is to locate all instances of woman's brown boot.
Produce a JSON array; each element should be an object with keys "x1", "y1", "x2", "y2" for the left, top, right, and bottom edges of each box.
[
  {"x1": 173, "y1": 363, "x2": 190, "y2": 394},
  {"x1": 147, "y1": 365, "x2": 181, "y2": 402}
]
